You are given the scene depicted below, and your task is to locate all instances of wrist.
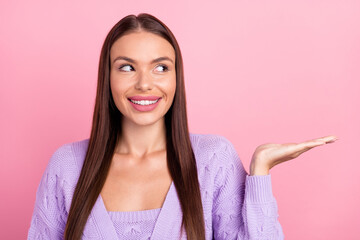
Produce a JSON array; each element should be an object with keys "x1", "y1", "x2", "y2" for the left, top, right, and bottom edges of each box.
[{"x1": 250, "y1": 161, "x2": 270, "y2": 176}]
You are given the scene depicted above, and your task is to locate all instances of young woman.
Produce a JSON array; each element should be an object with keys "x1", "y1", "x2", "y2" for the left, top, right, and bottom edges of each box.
[{"x1": 27, "y1": 13, "x2": 338, "y2": 240}]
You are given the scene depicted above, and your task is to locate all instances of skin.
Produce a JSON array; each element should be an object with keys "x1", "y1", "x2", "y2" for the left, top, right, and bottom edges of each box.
[
  {"x1": 250, "y1": 135, "x2": 338, "y2": 175},
  {"x1": 101, "y1": 29, "x2": 339, "y2": 211},
  {"x1": 101, "y1": 30, "x2": 176, "y2": 211}
]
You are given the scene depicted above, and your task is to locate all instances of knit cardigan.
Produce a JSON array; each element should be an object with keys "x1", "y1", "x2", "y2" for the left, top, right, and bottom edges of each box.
[{"x1": 27, "y1": 133, "x2": 284, "y2": 239}]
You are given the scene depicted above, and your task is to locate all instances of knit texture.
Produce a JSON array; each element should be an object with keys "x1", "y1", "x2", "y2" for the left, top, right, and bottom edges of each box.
[
  {"x1": 27, "y1": 133, "x2": 284, "y2": 239},
  {"x1": 108, "y1": 208, "x2": 161, "y2": 239}
]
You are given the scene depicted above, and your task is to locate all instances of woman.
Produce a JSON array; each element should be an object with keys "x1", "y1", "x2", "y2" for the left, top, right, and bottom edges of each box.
[{"x1": 27, "y1": 13, "x2": 337, "y2": 239}]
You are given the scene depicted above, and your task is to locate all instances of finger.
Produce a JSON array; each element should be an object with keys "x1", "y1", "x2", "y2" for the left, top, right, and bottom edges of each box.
[
  {"x1": 291, "y1": 136, "x2": 336, "y2": 153},
  {"x1": 315, "y1": 135, "x2": 338, "y2": 143},
  {"x1": 288, "y1": 140, "x2": 322, "y2": 153},
  {"x1": 302, "y1": 135, "x2": 338, "y2": 147},
  {"x1": 323, "y1": 135, "x2": 339, "y2": 144}
]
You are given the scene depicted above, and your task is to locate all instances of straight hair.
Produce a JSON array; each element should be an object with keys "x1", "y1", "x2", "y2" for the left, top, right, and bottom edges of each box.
[{"x1": 64, "y1": 13, "x2": 205, "y2": 240}]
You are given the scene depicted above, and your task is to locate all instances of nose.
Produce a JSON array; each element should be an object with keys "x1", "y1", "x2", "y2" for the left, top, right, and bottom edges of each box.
[{"x1": 135, "y1": 71, "x2": 153, "y2": 91}]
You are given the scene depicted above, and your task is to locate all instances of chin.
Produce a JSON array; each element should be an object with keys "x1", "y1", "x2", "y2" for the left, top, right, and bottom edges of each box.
[{"x1": 125, "y1": 115, "x2": 166, "y2": 127}]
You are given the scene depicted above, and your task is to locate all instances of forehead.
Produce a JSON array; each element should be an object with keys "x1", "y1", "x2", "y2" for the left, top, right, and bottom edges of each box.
[{"x1": 110, "y1": 31, "x2": 175, "y2": 63}]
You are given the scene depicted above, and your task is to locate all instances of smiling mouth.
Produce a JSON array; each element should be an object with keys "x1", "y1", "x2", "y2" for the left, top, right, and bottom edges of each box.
[{"x1": 128, "y1": 98, "x2": 161, "y2": 106}]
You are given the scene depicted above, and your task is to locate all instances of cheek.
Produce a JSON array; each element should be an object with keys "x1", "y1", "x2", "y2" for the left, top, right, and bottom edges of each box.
[
  {"x1": 110, "y1": 78, "x2": 128, "y2": 106},
  {"x1": 110, "y1": 73, "x2": 129, "y2": 95},
  {"x1": 165, "y1": 75, "x2": 177, "y2": 98}
]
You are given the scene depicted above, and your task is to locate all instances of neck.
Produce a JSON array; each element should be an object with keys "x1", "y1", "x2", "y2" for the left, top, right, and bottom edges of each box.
[{"x1": 116, "y1": 117, "x2": 167, "y2": 158}]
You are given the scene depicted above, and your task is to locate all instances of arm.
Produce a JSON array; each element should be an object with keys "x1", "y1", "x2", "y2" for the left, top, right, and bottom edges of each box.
[
  {"x1": 212, "y1": 138, "x2": 284, "y2": 240},
  {"x1": 27, "y1": 147, "x2": 68, "y2": 240},
  {"x1": 212, "y1": 135, "x2": 338, "y2": 239}
]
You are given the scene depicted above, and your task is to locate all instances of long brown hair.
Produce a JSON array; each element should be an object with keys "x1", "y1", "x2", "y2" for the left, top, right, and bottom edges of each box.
[{"x1": 64, "y1": 13, "x2": 205, "y2": 239}]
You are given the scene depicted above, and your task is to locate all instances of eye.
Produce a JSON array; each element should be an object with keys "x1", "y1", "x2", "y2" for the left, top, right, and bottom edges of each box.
[
  {"x1": 118, "y1": 64, "x2": 134, "y2": 72},
  {"x1": 154, "y1": 64, "x2": 168, "y2": 72}
]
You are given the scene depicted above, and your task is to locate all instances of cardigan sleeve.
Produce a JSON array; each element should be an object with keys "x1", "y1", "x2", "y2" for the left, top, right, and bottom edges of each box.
[
  {"x1": 212, "y1": 138, "x2": 284, "y2": 240},
  {"x1": 27, "y1": 146, "x2": 70, "y2": 240}
]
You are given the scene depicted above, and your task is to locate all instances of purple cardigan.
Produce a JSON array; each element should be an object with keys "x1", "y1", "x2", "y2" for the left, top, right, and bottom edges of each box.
[{"x1": 27, "y1": 133, "x2": 284, "y2": 239}]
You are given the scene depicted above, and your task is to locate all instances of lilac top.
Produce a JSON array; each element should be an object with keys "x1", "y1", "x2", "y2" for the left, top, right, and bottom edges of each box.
[
  {"x1": 107, "y1": 208, "x2": 161, "y2": 239},
  {"x1": 27, "y1": 133, "x2": 284, "y2": 239}
]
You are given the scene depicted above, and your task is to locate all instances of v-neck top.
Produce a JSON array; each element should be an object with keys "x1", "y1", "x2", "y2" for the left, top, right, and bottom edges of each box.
[
  {"x1": 107, "y1": 207, "x2": 161, "y2": 239},
  {"x1": 27, "y1": 133, "x2": 284, "y2": 239},
  {"x1": 103, "y1": 182, "x2": 168, "y2": 239}
]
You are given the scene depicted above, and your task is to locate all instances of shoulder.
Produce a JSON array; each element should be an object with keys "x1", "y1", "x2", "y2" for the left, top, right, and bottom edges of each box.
[
  {"x1": 189, "y1": 132, "x2": 234, "y2": 152},
  {"x1": 189, "y1": 132, "x2": 242, "y2": 172},
  {"x1": 34, "y1": 138, "x2": 90, "y2": 214},
  {"x1": 189, "y1": 132, "x2": 237, "y2": 158},
  {"x1": 189, "y1": 133, "x2": 247, "y2": 208},
  {"x1": 44, "y1": 138, "x2": 90, "y2": 182}
]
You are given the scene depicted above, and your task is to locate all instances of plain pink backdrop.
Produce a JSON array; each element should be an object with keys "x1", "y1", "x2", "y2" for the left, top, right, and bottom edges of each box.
[{"x1": 1, "y1": 0, "x2": 359, "y2": 239}]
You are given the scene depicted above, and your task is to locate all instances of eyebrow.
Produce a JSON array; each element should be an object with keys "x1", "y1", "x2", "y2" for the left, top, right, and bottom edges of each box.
[{"x1": 113, "y1": 56, "x2": 174, "y2": 64}]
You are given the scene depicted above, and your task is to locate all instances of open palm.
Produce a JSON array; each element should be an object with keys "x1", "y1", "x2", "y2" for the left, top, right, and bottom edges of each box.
[{"x1": 250, "y1": 135, "x2": 338, "y2": 175}]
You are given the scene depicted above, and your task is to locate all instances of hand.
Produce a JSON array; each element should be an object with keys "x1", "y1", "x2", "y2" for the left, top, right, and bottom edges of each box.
[{"x1": 249, "y1": 135, "x2": 338, "y2": 175}]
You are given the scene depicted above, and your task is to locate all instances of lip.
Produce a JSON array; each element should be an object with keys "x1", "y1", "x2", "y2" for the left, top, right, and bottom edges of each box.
[
  {"x1": 128, "y1": 97, "x2": 162, "y2": 112},
  {"x1": 128, "y1": 95, "x2": 162, "y2": 101}
]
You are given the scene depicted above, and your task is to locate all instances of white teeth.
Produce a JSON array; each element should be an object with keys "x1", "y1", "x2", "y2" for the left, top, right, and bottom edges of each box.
[{"x1": 130, "y1": 99, "x2": 159, "y2": 105}]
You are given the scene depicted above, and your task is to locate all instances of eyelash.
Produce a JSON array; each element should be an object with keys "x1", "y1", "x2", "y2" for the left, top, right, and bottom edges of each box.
[{"x1": 118, "y1": 64, "x2": 169, "y2": 72}]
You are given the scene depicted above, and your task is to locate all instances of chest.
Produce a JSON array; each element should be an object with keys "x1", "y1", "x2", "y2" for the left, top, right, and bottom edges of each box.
[{"x1": 100, "y1": 153, "x2": 172, "y2": 212}]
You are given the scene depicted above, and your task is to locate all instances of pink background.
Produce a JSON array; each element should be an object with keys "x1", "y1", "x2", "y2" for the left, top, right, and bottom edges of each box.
[{"x1": 1, "y1": 0, "x2": 359, "y2": 239}]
